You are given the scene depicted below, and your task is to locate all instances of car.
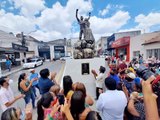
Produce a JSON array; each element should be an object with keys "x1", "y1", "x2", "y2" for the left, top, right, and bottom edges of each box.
[
  {"x1": 23, "y1": 58, "x2": 43, "y2": 69},
  {"x1": 60, "y1": 56, "x2": 72, "y2": 61}
]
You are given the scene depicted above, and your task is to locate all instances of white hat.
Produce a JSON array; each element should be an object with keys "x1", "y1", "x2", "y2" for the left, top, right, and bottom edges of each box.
[
  {"x1": 127, "y1": 72, "x2": 136, "y2": 79},
  {"x1": 29, "y1": 69, "x2": 35, "y2": 72}
]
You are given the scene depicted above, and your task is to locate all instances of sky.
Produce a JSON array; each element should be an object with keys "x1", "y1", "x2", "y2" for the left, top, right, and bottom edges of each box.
[{"x1": 0, "y1": 0, "x2": 160, "y2": 41}]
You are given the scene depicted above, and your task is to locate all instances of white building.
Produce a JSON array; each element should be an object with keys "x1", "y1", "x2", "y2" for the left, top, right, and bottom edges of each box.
[
  {"x1": 95, "y1": 36, "x2": 108, "y2": 56},
  {"x1": 130, "y1": 31, "x2": 160, "y2": 61}
]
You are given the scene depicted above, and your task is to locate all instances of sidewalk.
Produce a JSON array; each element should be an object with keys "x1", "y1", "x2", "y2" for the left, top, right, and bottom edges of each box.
[{"x1": 1, "y1": 65, "x2": 23, "y2": 77}]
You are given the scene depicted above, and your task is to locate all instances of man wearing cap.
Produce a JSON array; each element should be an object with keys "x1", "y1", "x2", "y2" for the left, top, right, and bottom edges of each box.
[
  {"x1": 0, "y1": 76, "x2": 24, "y2": 111},
  {"x1": 29, "y1": 69, "x2": 39, "y2": 98},
  {"x1": 124, "y1": 72, "x2": 136, "y2": 94}
]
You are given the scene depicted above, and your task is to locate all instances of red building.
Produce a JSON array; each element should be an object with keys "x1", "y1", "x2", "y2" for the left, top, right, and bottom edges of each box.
[{"x1": 112, "y1": 36, "x2": 130, "y2": 61}]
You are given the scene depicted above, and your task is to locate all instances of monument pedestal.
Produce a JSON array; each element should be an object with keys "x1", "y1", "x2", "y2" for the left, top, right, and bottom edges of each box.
[{"x1": 60, "y1": 57, "x2": 107, "y2": 98}]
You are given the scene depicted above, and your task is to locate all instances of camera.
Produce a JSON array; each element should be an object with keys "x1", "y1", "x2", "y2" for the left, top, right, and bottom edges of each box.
[
  {"x1": 136, "y1": 65, "x2": 154, "y2": 80},
  {"x1": 136, "y1": 65, "x2": 160, "y2": 95}
]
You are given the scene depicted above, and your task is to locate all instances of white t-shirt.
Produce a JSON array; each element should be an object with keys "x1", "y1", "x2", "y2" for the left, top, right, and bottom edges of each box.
[
  {"x1": 96, "y1": 90, "x2": 127, "y2": 120},
  {"x1": 96, "y1": 73, "x2": 106, "y2": 88},
  {"x1": 0, "y1": 87, "x2": 15, "y2": 111}
]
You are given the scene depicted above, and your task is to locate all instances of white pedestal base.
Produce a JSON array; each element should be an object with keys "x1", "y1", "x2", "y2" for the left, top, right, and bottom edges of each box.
[{"x1": 60, "y1": 58, "x2": 107, "y2": 98}]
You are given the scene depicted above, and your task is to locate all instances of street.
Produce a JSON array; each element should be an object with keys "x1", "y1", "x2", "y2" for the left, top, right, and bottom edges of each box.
[{"x1": 0, "y1": 60, "x2": 64, "y2": 118}]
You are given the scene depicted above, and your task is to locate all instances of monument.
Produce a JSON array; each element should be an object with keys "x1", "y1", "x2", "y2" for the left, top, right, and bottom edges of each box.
[
  {"x1": 60, "y1": 9, "x2": 107, "y2": 98},
  {"x1": 74, "y1": 9, "x2": 95, "y2": 59}
]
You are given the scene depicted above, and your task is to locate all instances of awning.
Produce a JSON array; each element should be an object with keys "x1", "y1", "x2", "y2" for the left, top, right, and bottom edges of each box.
[
  {"x1": 142, "y1": 35, "x2": 160, "y2": 45},
  {"x1": 112, "y1": 36, "x2": 130, "y2": 48},
  {"x1": 0, "y1": 47, "x2": 20, "y2": 53}
]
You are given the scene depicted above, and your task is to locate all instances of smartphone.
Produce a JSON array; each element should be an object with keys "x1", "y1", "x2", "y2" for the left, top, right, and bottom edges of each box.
[{"x1": 57, "y1": 94, "x2": 64, "y2": 105}]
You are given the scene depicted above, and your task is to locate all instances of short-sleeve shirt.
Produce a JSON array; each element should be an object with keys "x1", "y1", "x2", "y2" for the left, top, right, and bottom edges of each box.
[
  {"x1": 0, "y1": 87, "x2": 15, "y2": 112},
  {"x1": 95, "y1": 73, "x2": 106, "y2": 88},
  {"x1": 30, "y1": 73, "x2": 38, "y2": 86},
  {"x1": 38, "y1": 77, "x2": 55, "y2": 94}
]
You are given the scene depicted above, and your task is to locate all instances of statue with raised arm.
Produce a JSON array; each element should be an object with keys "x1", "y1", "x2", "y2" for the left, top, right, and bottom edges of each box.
[
  {"x1": 74, "y1": 9, "x2": 95, "y2": 59},
  {"x1": 76, "y1": 9, "x2": 91, "y2": 40}
]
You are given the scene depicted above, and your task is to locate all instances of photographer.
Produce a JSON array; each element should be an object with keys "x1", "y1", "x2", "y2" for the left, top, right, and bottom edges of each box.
[{"x1": 136, "y1": 65, "x2": 160, "y2": 119}]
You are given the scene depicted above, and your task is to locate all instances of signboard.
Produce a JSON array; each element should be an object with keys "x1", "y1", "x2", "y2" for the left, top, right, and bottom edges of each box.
[
  {"x1": 38, "y1": 45, "x2": 50, "y2": 51},
  {"x1": 54, "y1": 46, "x2": 65, "y2": 52},
  {"x1": 12, "y1": 43, "x2": 28, "y2": 52},
  {"x1": 112, "y1": 36, "x2": 130, "y2": 48},
  {"x1": 107, "y1": 34, "x2": 115, "y2": 49}
]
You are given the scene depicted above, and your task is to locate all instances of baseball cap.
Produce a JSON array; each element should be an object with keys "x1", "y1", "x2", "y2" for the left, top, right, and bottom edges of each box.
[{"x1": 127, "y1": 72, "x2": 136, "y2": 79}]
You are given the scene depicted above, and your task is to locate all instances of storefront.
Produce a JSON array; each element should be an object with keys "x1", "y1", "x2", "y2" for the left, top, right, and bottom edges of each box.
[
  {"x1": 142, "y1": 36, "x2": 160, "y2": 60},
  {"x1": 38, "y1": 45, "x2": 50, "y2": 59},
  {"x1": 54, "y1": 46, "x2": 65, "y2": 59},
  {"x1": 112, "y1": 36, "x2": 130, "y2": 61},
  {"x1": 0, "y1": 45, "x2": 24, "y2": 70}
]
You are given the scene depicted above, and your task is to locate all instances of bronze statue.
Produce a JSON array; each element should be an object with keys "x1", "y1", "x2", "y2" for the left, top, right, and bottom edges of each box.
[
  {"x1": 76, "y1": 9, "x2": 91, "y2": 40},
  {"x1": 74, "y1": 9, "x2": 95, "y2": 59}
]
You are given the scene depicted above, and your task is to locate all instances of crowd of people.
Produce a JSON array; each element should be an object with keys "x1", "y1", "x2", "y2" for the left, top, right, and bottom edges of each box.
[{"x1": 0, "y1": 55, "x2": 160, "y2": 120}]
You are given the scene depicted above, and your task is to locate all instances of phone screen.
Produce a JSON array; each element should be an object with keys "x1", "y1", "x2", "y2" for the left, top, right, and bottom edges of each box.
[{"x1": 57, "y1": 94, "x2": 64, "y2": 105}]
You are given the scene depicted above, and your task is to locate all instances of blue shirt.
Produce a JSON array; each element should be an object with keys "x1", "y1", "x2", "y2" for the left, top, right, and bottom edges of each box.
[
  {"x1": 110, "y1": 74, "x2": 120, "y2": 84},
  {"x1": 38, "y1": 77, "x2": 54, "y2": 94},
  {"x1": 30, "y1": 73, "x2": 38, "y2": 86},
  {"x1": 6, "y1": 60, "x2": 11, "y2": 66}
]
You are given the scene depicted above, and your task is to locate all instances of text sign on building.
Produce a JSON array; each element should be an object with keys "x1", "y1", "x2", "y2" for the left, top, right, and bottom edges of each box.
[
  {"x1": 12, "y1": 43, "x2": 28, "y2": 52},
  {"x1": 54, "y1": 46, "x2": 65, "y2": 52},
  {"x1": 38, "y1": 45, "x2": 50, "y2": 51}
]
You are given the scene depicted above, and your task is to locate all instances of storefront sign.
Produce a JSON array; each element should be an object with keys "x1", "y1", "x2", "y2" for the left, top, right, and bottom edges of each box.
[
  {"x1": 38, "y1": 45, "x2": 50, "y2": 51},
  {"x1": 54, "y1": 46, "x2": 65, "y2": 52},
  {"x1": 12, "y1": 43, "x2": 28, "y2": 52},
  {"x1": 112, "y1": 36, "x2": 130, "y2": 48}
]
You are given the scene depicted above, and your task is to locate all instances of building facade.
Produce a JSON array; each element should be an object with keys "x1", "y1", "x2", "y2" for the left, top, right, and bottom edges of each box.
[
  {"x1": 130, "y1": 31, "x2": 160, "y2": 61},
  {"x1": 107, "y1": 30, "x2": 141, "y2": 56},
  {"x1": 95, "y1": 36, "x2": 108, "y2": 56},
  {"x1": 112, "y1": 36, "x2": 130, "y2": 61},
  {"x1": 0, "y1": 31, "x2": 28, "y2": 70}
]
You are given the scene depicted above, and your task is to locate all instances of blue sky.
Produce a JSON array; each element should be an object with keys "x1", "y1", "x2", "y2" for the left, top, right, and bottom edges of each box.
[{"x1": 0, "y1": 0, "x2": 160, "y2": 41}]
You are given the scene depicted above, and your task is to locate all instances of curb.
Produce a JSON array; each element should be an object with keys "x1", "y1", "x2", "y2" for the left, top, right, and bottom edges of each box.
[{"x1": 1, "y1": 67, "x2": 23, "y2": 77}]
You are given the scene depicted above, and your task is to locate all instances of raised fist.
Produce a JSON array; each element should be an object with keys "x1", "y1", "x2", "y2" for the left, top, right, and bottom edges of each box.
[
  {"x1": 76, "y1": 9, "x2": 79, "y2": 12},
  {"x1": 89, "y1": 12, "x2": 91, "y2": 15}
]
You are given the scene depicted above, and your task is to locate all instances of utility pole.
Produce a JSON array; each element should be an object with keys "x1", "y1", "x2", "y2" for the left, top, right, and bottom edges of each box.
[
  {"x1": 0, "y1": 62, "x2": 2, "y2": 77},
  {"x1": 21, "y1": 32, "x2": 27, "y2": 63}
]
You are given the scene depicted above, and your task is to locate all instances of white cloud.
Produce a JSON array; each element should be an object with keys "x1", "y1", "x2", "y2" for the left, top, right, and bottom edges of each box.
[
  {"x1": 10, "y1": 0, "x2": 45, "y2": 17},
  {"x1": 0, "y1": 9, "x2": 36, "y2": 33},
  {"x1": 135, "y1": 12, "x2": 160, "y2": 32},
  {"x1": 30, "y1": 30, "x2": 62, "y2": 41},
  {"x1": 99, "y1": 4, "x2": 124, "y2": 16},
  {"x1": 90, "y1": 10, "x2": 131, "y2": 34},
  {"x1": 99, "y1": 4, "x2": 111, "y2": 16},
  {"x1": 36, "y1": 0, "x2": 93, "y2": 41},
  {"x1": 0, "y1": 0, "x2": 130, "y2": 42}
]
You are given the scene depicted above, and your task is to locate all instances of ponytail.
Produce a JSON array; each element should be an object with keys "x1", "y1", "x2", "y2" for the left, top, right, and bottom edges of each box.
[{"x1": 18, "y1": 73, "x2": 26, "y2": 91}]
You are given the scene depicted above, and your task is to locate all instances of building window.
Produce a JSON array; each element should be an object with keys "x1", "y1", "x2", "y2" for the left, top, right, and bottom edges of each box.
[
  {"x1": 133, "y1": 51, "x2": 140, "y2": 57},
  {"x1": 147, "y1": 49, "x2": 160, "y2": 60}
]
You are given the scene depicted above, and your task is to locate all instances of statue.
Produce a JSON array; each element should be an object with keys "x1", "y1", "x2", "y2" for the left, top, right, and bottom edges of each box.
[
  {"x1": 74, "y1": 9, "x2": 95, "y2": 59},
  {"x1": 76, "y1": 9, "x2": 91, "y2": 40}
]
